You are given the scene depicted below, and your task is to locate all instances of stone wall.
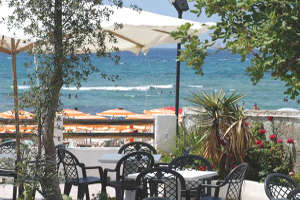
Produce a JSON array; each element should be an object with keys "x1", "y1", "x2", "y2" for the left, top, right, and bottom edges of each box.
[{"x1": 245, "y1": 110, "x2": 300, "y2": 172}]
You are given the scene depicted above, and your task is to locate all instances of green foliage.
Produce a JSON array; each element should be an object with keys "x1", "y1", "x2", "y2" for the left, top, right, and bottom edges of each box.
[
  {"x1": 62, "y1": 195, "x2": 72, "y2": 200},
  {"x1": 159, "y1": 123, "x2": 204, "y2": 163},
  {"x1": 188, "y1": 89, "x2": 253, "y2": 176},
  {"x1": 92, "y1": 192, "x2": 115, "y2": 200},
  {"x1": 293, "y1": 173, "x2": 300, "y2": 186},
  {"x1": 172, "y1": 0, "x2": 300, "y2": 99},
  {"x1": 245, "y1": 121, "x2": 294, "y2": 182},
  {"x1": 4, "y1": 1, "x2": 125, "y2": 199}
]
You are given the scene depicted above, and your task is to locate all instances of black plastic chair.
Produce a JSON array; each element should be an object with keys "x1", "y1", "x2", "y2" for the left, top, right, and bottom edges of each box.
[
  {"x1": 288, "y1": 187, "x2": 300, "y2": 200},
  {"x1": 118, "y1": 141, "x2": 157, "y2": 155},
  {"x1": 197, "y1": 163, "x2": 248, "y2": 200},
  {"x1": 169, "y1": 154, "x2": 213, "y2": 197},
  {"x1": 136, "y1": 167, "x2": 190, "y2": 200},
  {"x1": 0, "y1": 141, "x2": 25, "y2": 200},
  {"x1": 104, "y1": 151, "x2": 155, "y2": 200},
  {"x1": 265, "y1": 173, "x2": 298, "y2": 200},
  {"x1": 58, "y1": 148, "x2": 104, "y2": 200}
]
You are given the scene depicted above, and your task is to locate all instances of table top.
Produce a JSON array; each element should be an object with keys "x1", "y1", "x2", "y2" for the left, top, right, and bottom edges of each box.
[
  {"x1": 127, "y1": 170, "x2": 217, "y2": 182},
  {"x1": 99, "y1": 153, "x2": 161, "y2": 163}
]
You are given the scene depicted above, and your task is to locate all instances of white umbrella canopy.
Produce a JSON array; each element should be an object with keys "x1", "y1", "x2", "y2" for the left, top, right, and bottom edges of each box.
[
  {"x1": 0, "y1": 4, "x2": 215, "y2": 55},
  {"x1": 0, "y1": 2, "x2": 36, "y2": 54},
  {"x1": 85, "y1": 6, "x2": 215, "y2": 55}
]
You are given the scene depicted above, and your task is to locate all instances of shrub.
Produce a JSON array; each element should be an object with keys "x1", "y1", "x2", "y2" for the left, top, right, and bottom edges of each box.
[
  {"x1": 245, "y1": 121, "x2": 295, "y2": 182},
  {"x1": 159, "y1": 123, "x2": 204, "y2": 164}
]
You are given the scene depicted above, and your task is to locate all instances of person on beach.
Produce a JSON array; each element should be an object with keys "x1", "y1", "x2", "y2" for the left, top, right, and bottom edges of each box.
[{"x1": 254, "y1": 103, "x2": 260, "y2": 110}]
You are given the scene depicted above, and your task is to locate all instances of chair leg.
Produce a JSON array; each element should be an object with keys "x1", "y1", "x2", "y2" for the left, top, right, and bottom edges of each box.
[
  {"x1": 85, "y1": 184, "x2": 90, "y2": 200},
  {"x1": 64, "y1": 183, "x2": 72, "y2": 195},
  {"x1": 115, "y1": 188, "x2": 122, "y2": 200},
  {"x1": 12, "y1": 178, "x2": 17, "y2": 200},
  {"x1": 121, "y1": 189, "x2": 125, "y2": 200},
  {"x1": 18, "y1": 182, "x2": 24, "y2": 199},
  {"x1": 78, "y1": 185, "x2": 84, "y2": 200}
]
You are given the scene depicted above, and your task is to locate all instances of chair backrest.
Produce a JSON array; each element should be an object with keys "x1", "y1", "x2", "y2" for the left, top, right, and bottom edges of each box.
[
  {"x1": 57, "y1": 148, "x2": 81, "y2": 183},
  {"x1": 55, "y1": 144, "x2": 66, "y2": 170},
  {"x1": 265, "y1": 173, "x2": 298, "y2": 200},
  {"x1": 118, "y1": 141, "x2": 157, "y2": 154},
  {"x1": 223, "y1": 163, "x2": 248, "y2": 200},
  {"x1": 169, "y1": 154, "x2": 213, "y2": 195},
  {"x1": 287, "y1": 187, "x2": 300, "y2": 200},
  {"x1": 168, "y1": 154, "x2": 212, "y2": 171},
  {"x1": 115, "y1": 151, "x2": 154, "y2": 182},
  {"x1": 143, "y1": 197, "x2": 170, "y2": 200},
  {"x1": 0, "y1": 141, "x2": 25, "y2": 170},
  {"x1": 137, "y1": 167, "x2": 187, "y2": 200}
]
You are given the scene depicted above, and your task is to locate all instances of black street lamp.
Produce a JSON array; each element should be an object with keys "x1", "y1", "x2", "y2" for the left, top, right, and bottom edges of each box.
[{"x1": 169, "y1": 0, "x2": 189, "y2": 138}]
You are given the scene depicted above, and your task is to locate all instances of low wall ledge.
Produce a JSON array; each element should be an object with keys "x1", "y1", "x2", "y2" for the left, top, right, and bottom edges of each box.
[{"x1": 245, "y1": 110, "x2": 300, "y2": 118}]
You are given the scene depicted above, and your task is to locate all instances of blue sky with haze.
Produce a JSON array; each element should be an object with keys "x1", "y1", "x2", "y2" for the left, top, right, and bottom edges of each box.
[
  {"x1": 124, "y1": 0, "x2": 219, "y2": 22},
  {"x1": 123, "y1": 0, "x2": 220, "y2": 48}
]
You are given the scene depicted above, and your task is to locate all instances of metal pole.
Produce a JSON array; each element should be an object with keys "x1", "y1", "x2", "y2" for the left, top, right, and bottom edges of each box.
[{"x1": 175, "y1": 11, "x2": 182, "y2": 139}]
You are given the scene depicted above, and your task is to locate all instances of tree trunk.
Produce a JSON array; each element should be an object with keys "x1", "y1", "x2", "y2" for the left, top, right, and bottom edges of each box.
[{"x1": 40, "y1": 0, "x2": 64, "y2": 199}]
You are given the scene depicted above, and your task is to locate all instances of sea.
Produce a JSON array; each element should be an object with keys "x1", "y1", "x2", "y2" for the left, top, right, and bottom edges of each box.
[{"x1": 0, "y1": 48, "x2": 299, "y2": 114}]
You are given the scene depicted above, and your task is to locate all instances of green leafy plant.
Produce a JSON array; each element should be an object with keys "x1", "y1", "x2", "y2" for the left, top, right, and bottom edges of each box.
[
  {"x1": 159, "y1": 123, "x2": 204, "y2": 164},
  {"x1": 293, "y1": 173, "x2": 300, "y2": 185},
  {"x1": 188, "y1": 89, "x2": 253, "y2": 176},
  {"x1": 245, "y1": 121, "x2": 294, "y2": 182}
]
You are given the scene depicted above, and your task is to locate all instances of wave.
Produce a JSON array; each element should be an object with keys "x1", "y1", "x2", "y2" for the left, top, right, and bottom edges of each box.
[
  {"x1": 188, "y1": 85, "x2": 204, "y2": 89},
  {"x1": 17, "y1": 84, "x2": 173, "y2": 92},
  {"x1": 18, "y1": 85, "x2": 30, "y2": 89}
]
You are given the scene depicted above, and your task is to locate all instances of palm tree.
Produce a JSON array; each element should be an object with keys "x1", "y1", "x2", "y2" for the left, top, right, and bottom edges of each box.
[{"x1": 189, "y1": 89, "x2": 253, "y2": 175}]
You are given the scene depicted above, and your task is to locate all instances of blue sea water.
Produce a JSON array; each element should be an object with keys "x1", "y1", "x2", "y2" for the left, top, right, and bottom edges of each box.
[{"x1": 0, "y1": 48, "x2": 299, "y2": 114}]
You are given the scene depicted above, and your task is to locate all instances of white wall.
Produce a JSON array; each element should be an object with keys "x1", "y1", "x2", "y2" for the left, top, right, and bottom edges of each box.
[{"x1": 154, "y1": 114, "x2": 176, "y2": 153}]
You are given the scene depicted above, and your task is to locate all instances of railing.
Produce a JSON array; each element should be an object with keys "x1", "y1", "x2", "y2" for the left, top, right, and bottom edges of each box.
[{"x1": 0, "y1": 118, "x2": 155, "y2": 139}]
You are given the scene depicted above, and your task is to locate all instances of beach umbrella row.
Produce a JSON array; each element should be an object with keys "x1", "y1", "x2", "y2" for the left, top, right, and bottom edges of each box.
[
  {"x1": 0, "y1": 107, "x2": 182, "y2": 120},
  {"x1": 0, "y1": 107, "x2": 181, "y2": 134}
]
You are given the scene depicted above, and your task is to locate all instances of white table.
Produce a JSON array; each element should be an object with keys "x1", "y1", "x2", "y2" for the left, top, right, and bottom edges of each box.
[
  {"x1": 126, "y1": 170, "x2": 218, "y2": 199},
  {"x1": 99, "y1": 153, "x2": 161, "y2": 163},
  {"x1": 127, "y1": 170, "x2": 217, "y2": 182}
]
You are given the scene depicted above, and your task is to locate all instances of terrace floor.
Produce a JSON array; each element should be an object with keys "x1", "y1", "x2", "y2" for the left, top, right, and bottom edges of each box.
[
  {"x1": 0, "y1": 180, "x2": 270, "y2": 200},
  {"x1": 0, "y1": 183, "x2": 115, "y2": 200}
]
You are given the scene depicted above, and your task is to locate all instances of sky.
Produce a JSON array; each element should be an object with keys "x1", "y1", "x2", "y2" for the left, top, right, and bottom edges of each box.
[
  {"x1": 123, "y1": 0, "x2": 220, "y2": 48},
  {"x1": 124, "y1": 0, "x2": 219, "y2": 22}
]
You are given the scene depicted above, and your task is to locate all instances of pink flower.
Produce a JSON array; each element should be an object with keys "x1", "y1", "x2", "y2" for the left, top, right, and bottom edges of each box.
[
  {"x1": 287, "y1": 138, "x2": 294, "y2": 144},
  {"x1": 259, "y1": 129, "x2": 266, "y2": 134},
  {"x1": 269, "y1": 134, "x2": 277, "y2": 140},
  {"x1": 277, "y1": 138, "x2": 283, "y2": 144},
  {"x1": 259, "y1": 141, "x2": 264, "y2": 148},
  {"x1": 267, "y1": 116, "x2": 273, "y2": 121},
  {"x1": 245, "y1": 121, "x2": 249, "y2": 127},
  {"x1": 255, "y1": 140, "x2": 262, "y2": 145}
]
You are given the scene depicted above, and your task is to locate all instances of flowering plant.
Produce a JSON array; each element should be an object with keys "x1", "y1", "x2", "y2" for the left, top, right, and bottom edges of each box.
[{"x1": 245, "y1": 120, "x2": 295, "y2": 182}]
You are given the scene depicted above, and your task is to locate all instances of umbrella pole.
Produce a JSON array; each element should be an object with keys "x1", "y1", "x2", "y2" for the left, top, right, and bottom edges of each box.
[
  {"x1": 175, "y1": 11, "x2": 182, "y2": 140},
  {"x1": 11, "y1": 38, "x2": 21, "y2": 192}
]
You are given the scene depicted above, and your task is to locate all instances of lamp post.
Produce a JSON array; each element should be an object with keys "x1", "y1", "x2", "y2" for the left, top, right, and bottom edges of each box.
[{"x1": 169, "y1": 0, "x2": 189, "y2": 138}]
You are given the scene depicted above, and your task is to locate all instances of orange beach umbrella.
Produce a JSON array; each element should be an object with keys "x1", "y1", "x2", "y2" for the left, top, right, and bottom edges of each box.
[
  {"x1": 62, "y1": 109, "x2": 106, "y2": 119},
  {"x1": 0, "y1": 110, "x2": 34, "y2": 119},
  {"x1": 96, "y1": 108, "x2": 136, "y2": 118}
]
